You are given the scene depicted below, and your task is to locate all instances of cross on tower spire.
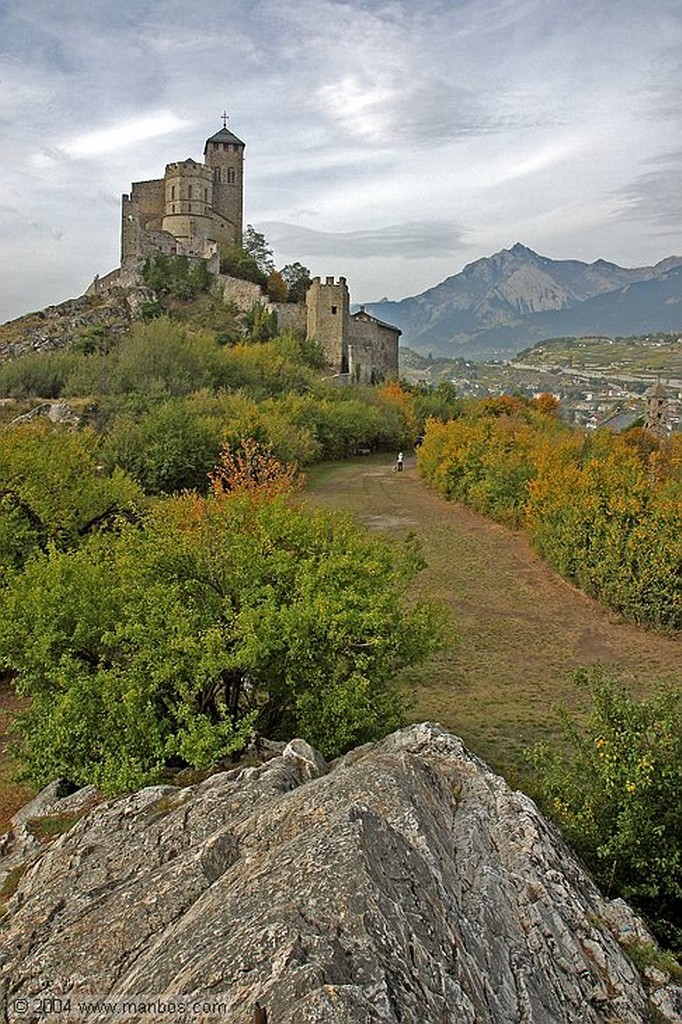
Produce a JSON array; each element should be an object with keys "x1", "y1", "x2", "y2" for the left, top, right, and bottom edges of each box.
[{"x1": 221, "y1": 110, "x2": 229, "y2": 129}]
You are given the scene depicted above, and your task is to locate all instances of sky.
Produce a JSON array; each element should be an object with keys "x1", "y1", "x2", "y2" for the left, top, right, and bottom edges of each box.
[{"x1": 1, "y1": 0, "x2": 681, "y2": 323}]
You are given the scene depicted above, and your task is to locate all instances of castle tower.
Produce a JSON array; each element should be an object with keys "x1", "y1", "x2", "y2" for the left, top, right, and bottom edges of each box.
[
  {"x1": 161, "y1": 159, "x2": 214, "y2": 252},
  {"x1": 203, "y1": 120, "x2": 245, "y2": 246},
  {"x1": 645, "y1": 382, "x2": 670, "y2": 438},
  {"x1": 306, "y1": 277, "x2": 350, "y2": 374}
]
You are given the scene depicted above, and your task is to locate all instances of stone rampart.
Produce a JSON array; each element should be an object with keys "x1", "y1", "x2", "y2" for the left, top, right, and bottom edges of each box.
[{"x1": 218, "y1": 274, "x2": 266, "y2": 312}]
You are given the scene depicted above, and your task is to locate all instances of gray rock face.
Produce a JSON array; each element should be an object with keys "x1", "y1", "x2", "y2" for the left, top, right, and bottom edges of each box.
[
  {"x1": 0, "y1": 290, "x2": 146, "y2": 363},
  {"x1": 0, "y1": 724, "x2": 678, "y2": 1023}
]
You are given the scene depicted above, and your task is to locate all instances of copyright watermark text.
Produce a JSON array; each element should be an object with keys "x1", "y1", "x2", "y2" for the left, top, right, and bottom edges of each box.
[{"x1": 8, "y1": 994, "x2": 230, "y2": 1021}]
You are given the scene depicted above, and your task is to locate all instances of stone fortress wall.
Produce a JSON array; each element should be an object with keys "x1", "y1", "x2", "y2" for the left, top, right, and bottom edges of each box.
[{"x1": 306, "y1": 276, "x2": 399, "y2": 385}]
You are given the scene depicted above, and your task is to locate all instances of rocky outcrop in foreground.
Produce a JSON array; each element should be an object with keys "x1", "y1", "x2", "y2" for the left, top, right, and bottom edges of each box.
[{"x1": 0, "y1": 724, "x2": 679, "y2": 1023}]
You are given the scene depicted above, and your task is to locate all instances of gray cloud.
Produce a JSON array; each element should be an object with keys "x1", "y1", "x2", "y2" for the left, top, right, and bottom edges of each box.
[
  {"x1": 1, "y1": 0, "x2": 681, "y2": 321},
  {"x1": 616, "y1": 152, "x2": 682, "y2": 227},
  {"x1": 261, "y1": 220, "x2": 467, "y2": 260}
]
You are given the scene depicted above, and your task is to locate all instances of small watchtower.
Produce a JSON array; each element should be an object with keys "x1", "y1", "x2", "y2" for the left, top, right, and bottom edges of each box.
[
  {"x1": 306, "y1": 277, "x2": 350, "y2": 375},
  {"x1": 203, "y1": 113, "x2": 245, "y2": 246},
  {"x1": 645, "y1": 382, "x2": 670, "y2": 439}
]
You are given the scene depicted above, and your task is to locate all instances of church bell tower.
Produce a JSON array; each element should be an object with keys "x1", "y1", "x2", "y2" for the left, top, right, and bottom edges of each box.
[{"x1": 203, "y1": 113, "x2": 245, "y2": 246}]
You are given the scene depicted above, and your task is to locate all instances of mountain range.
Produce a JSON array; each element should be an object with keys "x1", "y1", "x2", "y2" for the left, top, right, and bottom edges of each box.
[{"x1": 363, "y1": 243, "x2": 682, "y2": 360}]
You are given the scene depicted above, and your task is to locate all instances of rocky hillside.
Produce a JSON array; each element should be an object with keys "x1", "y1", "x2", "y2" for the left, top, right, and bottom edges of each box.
[
  {"x1": 364, "y1": 244, "x2": 682, "y2": 359},
  {"x1": 0, "y1": 289, "x2": 152, "y2": 363},
  {"x1": 1, "y1": 724, "x2": 679, "y2": 1023}
]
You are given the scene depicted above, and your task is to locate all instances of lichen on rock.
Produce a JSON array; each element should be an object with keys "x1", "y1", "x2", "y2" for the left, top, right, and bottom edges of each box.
[{"x1": 0, "y1": 724, "x2": 679, "y2": 1023}]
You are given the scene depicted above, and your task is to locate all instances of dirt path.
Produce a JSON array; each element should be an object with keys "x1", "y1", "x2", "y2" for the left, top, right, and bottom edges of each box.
[{"x1": 304, "y1": 454, "x2": 682, "y2": 780}]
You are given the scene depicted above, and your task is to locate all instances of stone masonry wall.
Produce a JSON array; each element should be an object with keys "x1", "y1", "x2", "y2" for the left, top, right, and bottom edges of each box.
[
  {"x1": 348, "y1": 315, "x2": 399, "y2": 383},
  {"x1": 218, "y1": 274, "x2": 265, "y2": 311}
]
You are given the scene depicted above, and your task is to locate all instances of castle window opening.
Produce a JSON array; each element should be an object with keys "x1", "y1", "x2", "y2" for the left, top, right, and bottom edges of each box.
[
  {"x1": 189, "y1": 203, "x2": 192, "y2": 212},
  {"x1": 188, "y1": 186, "x2": 193, "y2": 199},
  {"x1": 227, "y1": 168, "x2": 236, "y2": 184},
  {"x1": 331, "y1": 305, "x2": 337, "y2": 314},
  {"x1": 171, "y1": 185, "x2": 176, "y2": 200}
]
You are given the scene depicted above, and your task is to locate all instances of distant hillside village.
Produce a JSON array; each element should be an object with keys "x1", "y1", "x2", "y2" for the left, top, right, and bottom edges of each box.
[
  {"x1": 401, "y1": 332, "x2": 681, "y2": 436},
  {"x1": 89, "y1": 120, "x2": 400, "y2": 386}
]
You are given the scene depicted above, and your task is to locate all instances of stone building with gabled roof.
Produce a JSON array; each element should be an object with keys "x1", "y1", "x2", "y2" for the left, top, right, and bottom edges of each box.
[{"x1": 306, "y1": 278, "x2": 400, "y2": 384}]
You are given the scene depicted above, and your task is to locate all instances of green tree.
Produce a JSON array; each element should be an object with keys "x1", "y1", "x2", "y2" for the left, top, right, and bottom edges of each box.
[
  {"x1": 101, "y1": 399, "x2": 222, "y2": 494},
  {"x1": 242, "y1": 225, "x2": 275, "y2": 275},
  {"x1": 528, "y1": 667, "x2": 682, "y2": 950},
  {"x1": 219, "y1": 245, "x2": 266, "y2": 287},
  {"x1": 142, "y1": 255, "x2": 212, "y2": 300},
  {"x1": 0, "y1": 490, "x2": 445, "y2": 792},
  {"x1": 0, "y1": 420, "x2": 144, "y2": 579},
  {"x1": 280, "y1": 262, "x2": 312, "y2": 304},
  {"x1": 243, "y1": 302, "x2": 278, "y2": 343}
]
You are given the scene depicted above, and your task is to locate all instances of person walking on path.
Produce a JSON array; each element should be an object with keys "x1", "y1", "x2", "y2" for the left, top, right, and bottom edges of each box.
[{"x1": 396, "y1": 451, "x2": 404, "y2": 472}]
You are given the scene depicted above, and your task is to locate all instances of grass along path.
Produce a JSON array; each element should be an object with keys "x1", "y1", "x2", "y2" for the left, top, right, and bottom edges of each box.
[{"x1": 303, "y1": 453, "x2": 682, "y2": 784}]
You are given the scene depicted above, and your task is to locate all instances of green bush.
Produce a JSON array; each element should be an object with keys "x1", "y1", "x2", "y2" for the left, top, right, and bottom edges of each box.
[
  {"x1": 142, "y1": 255, "x2": 213, "y2": 300},
  {"x1": 0, "y1": 352, "x2": 79, "y2": 399},
  {"x1": 102, "y1": 399, "x2": 222, "y2": 493},
  {"x1": 0, "y1": 491, "x2": 445, "y2": 792},
  {"x1": 111, "y1": 318, "x2": 228, "y2": 396},
  {"x1": 528, "y1": 667, "x2": 682, "y2": 951},
  {"x1": 0, "y1": 420, "x2": 145, "y2": 578},
  {"x1": 219, "y1": 246, "x2": 267, "y2": 288},
  {"x1": 418, "y1": 402, "x2": 682, "y2": 629}
]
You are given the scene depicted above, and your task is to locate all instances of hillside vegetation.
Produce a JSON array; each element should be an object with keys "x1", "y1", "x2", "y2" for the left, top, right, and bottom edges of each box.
[
  {"x1": 0, "y1": 286, "x2": 680, "y2": 950},
  {"x1": 418, "y1": 395, "x2": 681, "y2": 631},
  {"x1": 515, "y1": 332, "x2": 682, "y2": 377},
  {"x1": 0, "y1": 299, "x2": 457, "y2": 796}
]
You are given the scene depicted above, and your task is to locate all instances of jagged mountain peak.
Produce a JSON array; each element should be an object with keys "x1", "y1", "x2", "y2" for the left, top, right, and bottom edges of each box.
[
  {"x1": 363, "y1": 247, "x2": 682, "y2": 359},
  {"x1": 460, "y1": 241, "x2": 541, "y2": 276}
]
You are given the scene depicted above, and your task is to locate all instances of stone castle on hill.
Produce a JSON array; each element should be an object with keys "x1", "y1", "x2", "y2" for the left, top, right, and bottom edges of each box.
[
  {"x1": 95, "y1": 120, "x2": 400, "y2": 385},
  {"x1": 121, "y1": 124, "x2": 245, "y2": 267}
]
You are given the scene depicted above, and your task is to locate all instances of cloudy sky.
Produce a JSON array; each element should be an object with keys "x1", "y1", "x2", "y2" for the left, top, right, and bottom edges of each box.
[{"x1": 1, "y1": 0, "x2": 681, "y2": 322}]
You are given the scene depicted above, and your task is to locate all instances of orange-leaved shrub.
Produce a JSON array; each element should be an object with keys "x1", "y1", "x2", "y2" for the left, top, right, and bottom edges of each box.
[{"x1": 418, "y1": 398, "x2": 681, "y2": 630}]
